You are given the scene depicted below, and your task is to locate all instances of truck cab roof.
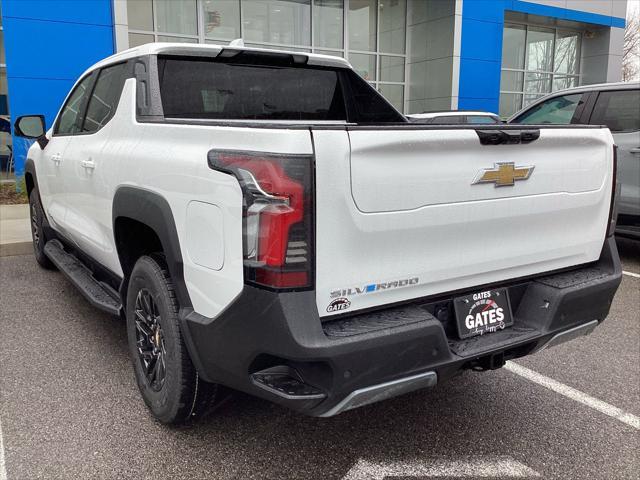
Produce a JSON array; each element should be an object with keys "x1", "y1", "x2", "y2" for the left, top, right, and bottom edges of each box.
[{"x1": 87, "y1": 42, "x2": 351, "y2": 76}]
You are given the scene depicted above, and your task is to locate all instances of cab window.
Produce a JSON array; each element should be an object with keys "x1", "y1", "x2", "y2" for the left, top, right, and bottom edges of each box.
[
  {"x1": 54, "y1": 74, "x2": 95, "y2": 135},
  {"x1": 82, "y1": 63, "x2": 128, "y2": 133},
  {"x1": 513, "y1": 93, "x2": 584, "y2": 124},
  {"x1": 590, "y1": 90, "x2": 640, "y2": 132}
]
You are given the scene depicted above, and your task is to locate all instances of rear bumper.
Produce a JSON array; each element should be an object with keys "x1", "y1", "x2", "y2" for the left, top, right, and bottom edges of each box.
[{"x1": 180, "y1": 237, "x2": 622, "y2": 416}]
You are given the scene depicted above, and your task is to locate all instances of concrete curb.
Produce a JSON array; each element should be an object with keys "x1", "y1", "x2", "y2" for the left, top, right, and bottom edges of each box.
[
  {"x1": 0, "y1": 242, "x2": 33, "y2": 257},
  {"x1": 0, "y1": 204, "x2": 30, "y2": 220},
  {"x1": 1, "y1": 204, "x2": 32, "y2": 255}
]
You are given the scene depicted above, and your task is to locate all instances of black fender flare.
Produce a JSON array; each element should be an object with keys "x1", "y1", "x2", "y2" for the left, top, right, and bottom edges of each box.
[
  {"x1": 23, "y1": 158, "x2": 54, "y2": 238},
  {"x1": 112, "y1": 186, "x2": 192, "y2": 308},
  {"x1": 24, "y1": 158, "x2": 40, "y2": 197}
]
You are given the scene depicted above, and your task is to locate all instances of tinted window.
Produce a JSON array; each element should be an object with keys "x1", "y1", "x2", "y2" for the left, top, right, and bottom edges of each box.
[
  {"x1": 83, "y1": 63, "x2": 128, "y2": 133},
  {"x1": 467, "y1": 115, "x2": 500, "y2": 124},
  {"x1": 157, "y1": 56, "x2": 404, "y2": 123},
  {"x1": 430, "y1": 116, "x2": 464, "y2": 124},
  {"x1": 514, "y1": 93, "x2": 583, "y2": 124},
  {"x1": 590, "y1": 90, "x2": 640, "y2": 132},
  {"x1": 55, "y1": 75, "x2": 94, "y2": 135},
  {"x1": 159, "y1": 57, "x2": 346, "y2": 121},
  {"x1": 346, "y1": 69, "x2": 405, "y2": 122}
]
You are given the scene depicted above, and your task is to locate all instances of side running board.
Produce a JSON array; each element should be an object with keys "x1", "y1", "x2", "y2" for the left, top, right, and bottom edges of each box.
[{"x1": 43, "y1": 240, "x2": 122, "y2": 316}]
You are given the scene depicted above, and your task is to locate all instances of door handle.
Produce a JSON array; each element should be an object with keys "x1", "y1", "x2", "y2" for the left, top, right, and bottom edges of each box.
[
  {"x1": 81, "y1": 159, "x2": 96, "y2": 170},
  {"x1": 50, "y1": 153, "x2": 62, "y2": 165},
  {"x1": 630, "y1": 148, "x2": 640, "y2": 154}
]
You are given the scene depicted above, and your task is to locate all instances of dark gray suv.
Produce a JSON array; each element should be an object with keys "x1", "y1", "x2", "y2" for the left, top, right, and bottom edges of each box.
[{"x1": 510, "y1": 81, "x2": 640, "y2": 239}]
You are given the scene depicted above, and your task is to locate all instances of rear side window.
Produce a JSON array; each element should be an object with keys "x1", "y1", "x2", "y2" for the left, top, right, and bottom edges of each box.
[
  {"x1": 83, "y1": 62, "x2": 128, "y2": 133},
  {"x1": 344, "y1": 70, "x2": 405, "y2": 123},
  {"x1": 514, "y1": 93, "x2": 584, "y2": 124},
  {"x1": 158, "y1": 57, "x2": 346, "y2": 121},
  {"x1": 590, "y1": 90, "x2": 640, "y2": 132}
]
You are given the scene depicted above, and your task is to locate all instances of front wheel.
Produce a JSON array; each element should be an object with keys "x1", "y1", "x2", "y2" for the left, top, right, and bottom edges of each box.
[
  {"x1": 28, "y1": 187, "x2": 55, "y2": 270},
  {"x1": 126, "y1": 254, "x2": 217, "y2": 424}
]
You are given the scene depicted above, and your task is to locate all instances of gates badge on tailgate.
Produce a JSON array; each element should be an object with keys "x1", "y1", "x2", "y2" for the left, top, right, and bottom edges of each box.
[{"x1": 453, "y1": 289, "x2": 514, "y2": 339}]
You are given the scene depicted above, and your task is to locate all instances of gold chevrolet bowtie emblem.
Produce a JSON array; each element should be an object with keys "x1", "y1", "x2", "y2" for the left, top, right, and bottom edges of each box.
[{"x1": 472, "y1": 162, "x2": 534, "y2": 187}]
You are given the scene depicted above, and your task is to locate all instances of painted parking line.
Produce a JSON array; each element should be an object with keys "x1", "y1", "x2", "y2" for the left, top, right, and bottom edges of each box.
[
  {"x1": 622, "y1": 270, "x2": 640, "y2": 278},
  {"x1": 505, "y1": 362, "x2": 640, "y2": 430},
  {"x1": 341, "y1": 456, "x2": 540, "y2": 479},
  {"x1": 0, "y1": 415, "x2": 7, "y2": 480}
]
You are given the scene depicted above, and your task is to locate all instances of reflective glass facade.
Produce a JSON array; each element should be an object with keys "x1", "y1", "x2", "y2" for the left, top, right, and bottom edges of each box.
[
  {"x1": 122, "y1": 0, "x2": 626, "y2": 117},
  {"x1": 499, "y1": 23, "x2": 582, "y2": 117},
  {"x1": 126, "y1": 0, "x2": 407, "y2": 110}
]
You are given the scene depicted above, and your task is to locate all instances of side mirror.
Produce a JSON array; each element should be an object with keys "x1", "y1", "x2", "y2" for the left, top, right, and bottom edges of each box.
[{"x1": 14, "y1": 115, "x2": 49, "y2": 149}]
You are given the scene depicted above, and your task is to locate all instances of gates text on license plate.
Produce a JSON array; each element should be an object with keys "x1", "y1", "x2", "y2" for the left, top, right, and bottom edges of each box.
[{"x1": 453, "y1": 288, "x2": 513, "y2": 339}]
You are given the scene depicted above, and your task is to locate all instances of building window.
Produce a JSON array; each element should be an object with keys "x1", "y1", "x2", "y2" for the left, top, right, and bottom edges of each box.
[
  {"x1": 314, "y1": 0, "x2": 343, "y2": 49},
  {"x1": 378, "y1": 0, "x2": 405, "y2": 55},
  {"x1": 347, "y1": 0, "x2": 406, "y2": 110},
  {"x1": 499, "y1": 23, "x2": 582, "y2": 118},
  {"x1": 204, "y1": 0, "x2": 240, "y2": 41},
  {"x1": 242, "y1": 0, "x2": 311, "y2": 46},
  {"x1": 128, "y1": 0, "x2": 200, "y2": 45},
  {"x1": 124, "y1": 0, "x2": 407, "y2": 112},
  {"x1": 156, "y1": 0, "x2": 198, "y2": 36}
]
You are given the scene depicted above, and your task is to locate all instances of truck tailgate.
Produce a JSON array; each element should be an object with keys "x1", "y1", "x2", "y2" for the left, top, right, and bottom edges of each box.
[{"x1": 313, "y1": 126, "x2": 614, "y2": 317}]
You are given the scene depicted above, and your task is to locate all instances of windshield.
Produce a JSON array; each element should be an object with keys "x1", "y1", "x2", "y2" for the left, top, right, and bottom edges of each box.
[{"x1": 513, "y1": 93, "x2": 583, "y2": 124}]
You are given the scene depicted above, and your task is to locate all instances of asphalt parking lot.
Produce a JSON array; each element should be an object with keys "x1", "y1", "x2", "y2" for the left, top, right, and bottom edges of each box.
[{"x1": 0, "y1": 239, "x2": 638, "y2": 480}]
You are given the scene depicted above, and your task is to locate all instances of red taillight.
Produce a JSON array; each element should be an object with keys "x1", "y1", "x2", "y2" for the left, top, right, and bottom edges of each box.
[
  {"x1": 606, "y1": 145, "x2": 618, "y2": 237},
  {"x1": 208, "y1": 150, "x2": 314, "y2": 289}
]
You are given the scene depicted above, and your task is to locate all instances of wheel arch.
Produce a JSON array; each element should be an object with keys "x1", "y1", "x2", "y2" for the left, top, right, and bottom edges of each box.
[
  {"x1": 112, "y1": 186, "x2": 192, "y2": 309},
  {"x1": 24, "y1": 158, "x2": 38, "y2": 198}
]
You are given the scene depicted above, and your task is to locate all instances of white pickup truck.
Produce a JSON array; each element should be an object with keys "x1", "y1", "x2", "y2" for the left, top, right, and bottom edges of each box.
[{"x1": 14, "y1": 43, "x2": 622, "y2": 424}]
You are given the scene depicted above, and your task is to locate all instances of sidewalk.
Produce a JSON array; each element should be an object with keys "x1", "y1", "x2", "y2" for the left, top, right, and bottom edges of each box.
[{"x1": 0, "y1": 204, "x2": 32, "y2": 257}]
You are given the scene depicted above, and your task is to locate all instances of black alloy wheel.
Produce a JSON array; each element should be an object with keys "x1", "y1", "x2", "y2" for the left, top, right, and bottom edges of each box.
[
  {"x1": 126, "y1": 255, "x2": 217, "y2": 424},
  {"x1": 28, "y1": 186, "x2": 55, "y2": 269},
  {"x1": 134, "y1": 288, "x2": 167, "y2": 392}
]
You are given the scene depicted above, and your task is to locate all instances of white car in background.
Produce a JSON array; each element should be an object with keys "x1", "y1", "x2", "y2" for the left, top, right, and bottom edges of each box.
[{"x1": 407, "y1": 111, "x2": 502, "y2": 124}]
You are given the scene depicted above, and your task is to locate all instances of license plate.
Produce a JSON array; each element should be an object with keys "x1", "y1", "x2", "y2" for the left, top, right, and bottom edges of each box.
[{"x1": 453, "y1": 288, "x2": 513, "y2": 339}]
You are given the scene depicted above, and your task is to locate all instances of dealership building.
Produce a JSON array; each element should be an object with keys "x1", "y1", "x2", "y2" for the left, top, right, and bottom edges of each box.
[{"x1": 1, "y1": 0, "x2": 628, "y2": 175}]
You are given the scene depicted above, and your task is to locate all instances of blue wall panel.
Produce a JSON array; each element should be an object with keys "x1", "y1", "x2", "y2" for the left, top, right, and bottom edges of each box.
[
  {"x1": 2, "y1": 0, "x2": 113, "y2": 28},
  {"x1": 2, "y1": 0, "x2": 114, "y2": 177},
  {"x1": 3, "y1": 18, "x2": 114, "y2": 80},
  {"x1": 458, "y1": 0, "x2": 626, "y2": 113}
]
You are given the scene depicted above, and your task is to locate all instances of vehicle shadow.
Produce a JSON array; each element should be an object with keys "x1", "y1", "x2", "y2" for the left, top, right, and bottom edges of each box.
[
  {"x1": 616, "y1": 236, "x2": 639, "y2": 259},
  {"x1": 166, "y1": 363, "x2": 635, "y2": 480}
]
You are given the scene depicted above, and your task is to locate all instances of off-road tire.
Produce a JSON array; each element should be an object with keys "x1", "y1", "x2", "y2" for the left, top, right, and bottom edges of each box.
[
  {"x1": 28, "y1": 187, "x2": 55, "y2": 270},
  {"x1": 126, "y1": 254, "x2": 217, "y2": 424}
]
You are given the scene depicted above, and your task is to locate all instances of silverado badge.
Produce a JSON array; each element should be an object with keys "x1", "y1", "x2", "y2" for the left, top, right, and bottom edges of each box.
[{"x1": 472, "y1": 162, "x2": 534, "y2": 187}]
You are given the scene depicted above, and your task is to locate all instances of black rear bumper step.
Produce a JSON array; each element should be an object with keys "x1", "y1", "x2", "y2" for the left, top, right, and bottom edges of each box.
[
  {"x1": 251, "y1": 366, "x2": 326, "y2": 400},
  {"x1": 44, "y1": 240, "x2": 122, "y2": 316},
  {"x1": 322, "y1": 304, "x2": 433, "y2": 337}
]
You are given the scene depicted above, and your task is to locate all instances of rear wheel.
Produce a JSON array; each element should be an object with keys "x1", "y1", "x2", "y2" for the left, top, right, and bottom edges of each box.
[
  {"x1": 126, "y1": 255, "x2": 217, "y2": 424},
  {"x1": 28, "y1": 187, "x2": 55, "y2": 270}
]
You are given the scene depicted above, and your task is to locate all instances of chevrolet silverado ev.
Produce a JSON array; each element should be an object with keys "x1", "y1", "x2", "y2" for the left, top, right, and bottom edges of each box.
[{"x1": 14, "y1": 44, "x2": 622, "y2": 424}]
